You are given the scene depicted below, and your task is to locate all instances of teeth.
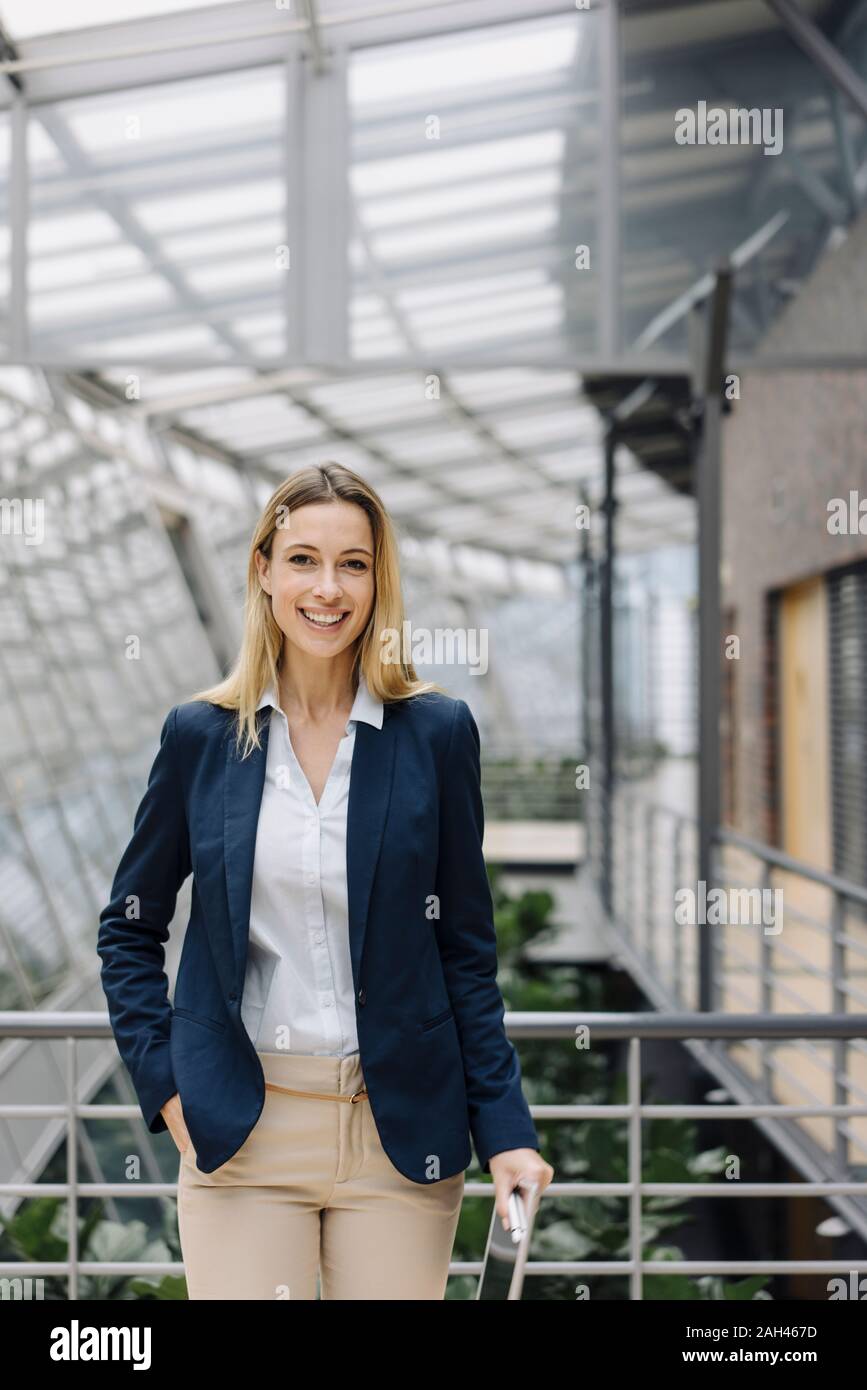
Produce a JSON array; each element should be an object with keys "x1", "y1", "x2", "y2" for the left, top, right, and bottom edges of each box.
[{"x1": 301, "y1": 609, "x2": 346, "y2": 626}]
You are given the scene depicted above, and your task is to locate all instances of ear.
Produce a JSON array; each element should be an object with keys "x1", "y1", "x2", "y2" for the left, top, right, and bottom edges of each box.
[{"x1": 254, "y1": 546, "x2": 272, "y2": 594}]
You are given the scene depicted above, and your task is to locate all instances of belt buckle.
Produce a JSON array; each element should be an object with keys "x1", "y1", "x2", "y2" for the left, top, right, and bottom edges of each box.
[{"x1": 349, "y1": 1088, "x2": 368, "y2": 1104}]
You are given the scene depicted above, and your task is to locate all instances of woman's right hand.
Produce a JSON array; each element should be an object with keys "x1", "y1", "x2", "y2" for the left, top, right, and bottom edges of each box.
[{"x1": 160, "y1": 1092, "x2": 192, "y2": 1155}]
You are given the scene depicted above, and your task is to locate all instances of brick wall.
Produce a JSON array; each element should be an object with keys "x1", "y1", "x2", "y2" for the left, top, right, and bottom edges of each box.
[{"x1": 721, "y1": 213, "x2": 867, "y2": 841}]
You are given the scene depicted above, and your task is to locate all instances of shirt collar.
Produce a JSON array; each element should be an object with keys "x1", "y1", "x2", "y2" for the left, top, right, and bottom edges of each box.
[{"x1": 255, "y1": 670, "x2": 384, "y2": 732}]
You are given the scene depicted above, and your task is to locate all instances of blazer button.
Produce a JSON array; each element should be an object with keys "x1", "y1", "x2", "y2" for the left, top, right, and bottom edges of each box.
[
  {"x1": 229, "y1": 992, "x2": 237, "y2": 1003},
  {"x1": 357, "y1": 988, "x2": 366, "y2": 1005}
]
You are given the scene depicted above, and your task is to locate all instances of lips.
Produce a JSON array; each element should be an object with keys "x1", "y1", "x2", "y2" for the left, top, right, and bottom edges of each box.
[{"x1": 298, "y1": 608, "x2": 349, "y2": 631}]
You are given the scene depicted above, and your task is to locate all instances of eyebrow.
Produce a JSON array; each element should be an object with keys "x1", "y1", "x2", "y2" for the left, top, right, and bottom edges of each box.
[{"x1": 280, "y1": 542, "x2": 373, "y2": 557}]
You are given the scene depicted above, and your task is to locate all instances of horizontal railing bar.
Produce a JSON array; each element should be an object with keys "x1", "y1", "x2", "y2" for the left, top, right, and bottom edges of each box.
[
  {"x1": 8, "y1": 1100, "x2": 867, "y2": 1123},
  {"x1": 458, "y1": 1261, "x2": 867, "y2": 1274},
  {"x1": 0, "y1": 1184, "x2": 183, "y2": 1196},
  {"x1": 3, "y1": 1011, "x2": 867, "y2": 1040},
  {"x1": 4, "y1": 1259, "x2": 867, "y2": 1278},
  {"x1": 4, "y1": 1180, "x2": 866, "y2": 1199},
  {"x1": 614, "y1": 795, "x2": 867, "y2": 906},
  {"x1": 625, "y1": 1260, "x2": 867, "y2": 1274},
  {"x1": 718, "y1": 940, "x2": 826, "y2": 984},
  {"x1": 719, "y1": 979, "x2": 758, "y2": 1009},
  {"x1": 515, "y1": 1260, "x2": 867, "y2": 1274},
  {"x1": 747, "y1": 902, "x2": 828, "y2": 933},
  {"x1": 753, "y1": 939, "x2": 829, "y2": 978},
  {"x1": 0, "y1": 1263, "x2": 185, "y2": 1276},
  {"x1": 508, "y1": 1013, "x2": 867, "y2": 1039},
  {"x1": 837, "y1": 932, "x2": 867, "y2": 960},
  {"x1": 716, "y1": 827, "x2": 867, "y2": 906},
  {"x1": 767, "y1": 1048, "x2": 835, "y2": 1101},
  {"x1": 833, "y1": 1071, "x2": 867, "y2": 1103},
  {"x1": 839, "y1": 980, "x2": 867, "y2": 1008},
  {"x1": 640, "y1": 1183, "x2": 867, "y2": 1196},
  {"x1": 534, "y1": 1103, "x2": 867, "y2": 1118},
  {"x1": 0, "y1": 1105, "x2": 155, "y2": 1118}
]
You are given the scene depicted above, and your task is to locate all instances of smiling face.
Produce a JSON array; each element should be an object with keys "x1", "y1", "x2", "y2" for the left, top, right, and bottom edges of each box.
[{"x1": 255, "y1": 499, "x2": 376, "y2": 663}]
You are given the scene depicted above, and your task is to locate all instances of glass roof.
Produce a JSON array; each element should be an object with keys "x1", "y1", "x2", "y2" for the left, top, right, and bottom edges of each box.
[
  {"x1": 2, "y1": 0, "x2": 859, "y2": 369},
  {"x1": 0, "y1": 362, "x2": 690, "y2": 563},
  {"x1": 0, "y1": 0, "x2": 860, "y2": 562},
  {"x1": 0, "y1": 1, "x2": 238, "y2": 40},
  {"x1": 349, "y1": 11, "x2": 589, "y2": 361}
]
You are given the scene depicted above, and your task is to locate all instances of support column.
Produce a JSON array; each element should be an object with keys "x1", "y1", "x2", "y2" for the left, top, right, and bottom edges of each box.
[
  {"x1": 580, "y1": 498, "x2": 594, "y2": 873},
  {"x1": 598, "y1": 0, "x2": 621, "y2": 358},
  {"x1": 600, "y1": 426, "x2": 617, "y2": 914},
  {"x1": 9, "y1": 94, "x2": 29, "y2": 359},
  {"x1": 696, "y1": 265, "x2": 732, "y2": 1012},
  {"x1": 285, "y1": 44, "x2": 349, "y2": 363}
]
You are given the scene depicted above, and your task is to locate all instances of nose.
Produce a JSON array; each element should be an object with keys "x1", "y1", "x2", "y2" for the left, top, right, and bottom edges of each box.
[{"x1": 311, "y1": 570, "x2": 343, "y2": 601}]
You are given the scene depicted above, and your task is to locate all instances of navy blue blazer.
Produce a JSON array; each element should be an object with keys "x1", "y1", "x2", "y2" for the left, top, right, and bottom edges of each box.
[{"x1": 97, "y1": 690, "x2": 540, "y2": 1182}]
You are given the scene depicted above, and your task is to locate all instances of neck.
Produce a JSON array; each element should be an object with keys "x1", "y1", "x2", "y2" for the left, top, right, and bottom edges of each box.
[{"x1": 276, "y1": 647, "x2": 359, "y2": 724}]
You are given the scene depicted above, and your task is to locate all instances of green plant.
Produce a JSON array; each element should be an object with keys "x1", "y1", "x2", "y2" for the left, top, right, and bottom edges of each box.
[
  {"x1": 446, "y1": 867, "x2": 774, "y2": 1301},
  {"x1": 0, "y1": 1195, "x2": 187, "y2": 1300}
]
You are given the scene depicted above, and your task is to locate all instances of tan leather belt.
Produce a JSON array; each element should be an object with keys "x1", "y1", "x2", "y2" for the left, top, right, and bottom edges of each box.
[{"x1": 265, "y1": 1081, "x2": 369, "y2": 1104}]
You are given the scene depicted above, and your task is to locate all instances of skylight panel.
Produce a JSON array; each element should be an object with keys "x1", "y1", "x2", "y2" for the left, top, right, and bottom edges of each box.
[
  {"x1": 350, "y1": 20, "x2": 580, "y2": 106},
  {"x1": 0, "y1": 0, "x2": 236, "y2": 40},
  {"x1": 30, "y1": 273, "x2": 173, "y2": 323},
  {"x1": 134, "y1": 178, "x2": 283, "y2": 235},
  {"x1": 408, "y1": 282, "x2": 561, "y2": 331},
  {"x1": 351, "y1": 131, "x2": 565, "y2": 198},
  {"x1": 371, "y1": 205, "x2": 557, "y2": 262},
  {"x1": 360, "y1": 170, "x2": 562, "y2": 230},
  {"x1": 416, "y1": 305, "x2": 563, "y2": 352}
]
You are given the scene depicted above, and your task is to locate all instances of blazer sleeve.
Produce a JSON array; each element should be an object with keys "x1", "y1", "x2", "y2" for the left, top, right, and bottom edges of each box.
[
  {"x1": 96, "y1": 704, "x2": 192, "y2": 1135},
  {"x1": 433, "y1": 697, "x2": 540, "y2": 1173}
]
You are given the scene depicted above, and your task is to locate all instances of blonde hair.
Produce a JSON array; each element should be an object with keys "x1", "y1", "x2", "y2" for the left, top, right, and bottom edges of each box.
[{"x1": 189, "y1": 462, "x2": 447, "y2": 758}]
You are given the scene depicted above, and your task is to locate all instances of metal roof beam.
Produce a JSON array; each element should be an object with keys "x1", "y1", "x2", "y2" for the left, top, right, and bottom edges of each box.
[
  {"x1": 0, "y1": 0, "x2": 578, "y2": 106},
  {"x1": 764, "y1": 0, "x2": 867, "y2": 122}
]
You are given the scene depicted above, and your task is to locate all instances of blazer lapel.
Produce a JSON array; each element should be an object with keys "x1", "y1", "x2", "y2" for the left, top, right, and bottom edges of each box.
[
  {"x1": 224, "y1": 708, "x2": 271, "y2": 994},
  {"x1": 346, "y1": 709, "x2": 397, "y2": 985},
  {"x1": 223, "y1": 702, "x2": 398, "y2": 995}
]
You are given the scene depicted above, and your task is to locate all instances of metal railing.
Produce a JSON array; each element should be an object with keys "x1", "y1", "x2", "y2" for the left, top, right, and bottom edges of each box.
[
  {"x1": 2, "y1": 1012, "x2": 867, "y2": 1297},
  {"x1": 610, "y1": 792, "x2": 701, "y2": 1008},
  {"x1": 604, "y1": 787, "x2": 867, "y2": 1214}
]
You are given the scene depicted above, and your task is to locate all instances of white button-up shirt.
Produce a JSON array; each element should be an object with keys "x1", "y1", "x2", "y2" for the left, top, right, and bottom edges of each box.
[{"x1": 240, "y1": 671, "x2": 384, "y2": 1057}]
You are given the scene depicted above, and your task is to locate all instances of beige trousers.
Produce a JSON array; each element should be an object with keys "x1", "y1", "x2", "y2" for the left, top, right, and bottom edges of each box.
[{"x1": 177, "y1": 1049, "x2": 465, "y2": 1300}]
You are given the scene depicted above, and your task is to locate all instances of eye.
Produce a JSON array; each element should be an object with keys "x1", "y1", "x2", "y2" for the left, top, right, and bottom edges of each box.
[
  {"x1": 288, "y1": 554, "x2": 313, "y2": 565},
  {"x1": 345, "y1": 559, "x2": 367, "y2": 571}
]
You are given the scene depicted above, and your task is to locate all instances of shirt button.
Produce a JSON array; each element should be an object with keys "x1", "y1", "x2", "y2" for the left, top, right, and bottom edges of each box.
[{"x1": 306, "y1": 873, "x2": 315, "y2": 884}]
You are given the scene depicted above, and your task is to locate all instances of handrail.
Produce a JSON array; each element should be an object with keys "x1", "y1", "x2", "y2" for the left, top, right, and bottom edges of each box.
[
  {"x1": 3, "y1": 1009, "x2": 867, "y2": 1041},
  {"x1": 609, "y1": 784, "x2": 867, "y2": 909},
  {"x1": 603, "y1": 786, "x2": 867, "y2": 1190},
  {"x1": 2, "y1": 1013, "x2": 867, "y2": 1295},
  {"x1": 716, "y1": 826, "x2": 867, "y2": 908}
]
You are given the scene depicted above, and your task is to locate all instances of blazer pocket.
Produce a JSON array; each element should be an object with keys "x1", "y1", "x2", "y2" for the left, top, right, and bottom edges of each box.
[
  {"x1": 173, "y1": 1006, "x2": 226, "y2": 1034},
  {"x1": 419, "y1": 1006, "x2": 454, "y2": 1034}
]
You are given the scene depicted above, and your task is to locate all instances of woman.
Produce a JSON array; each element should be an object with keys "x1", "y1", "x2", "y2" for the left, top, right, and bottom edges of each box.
[{"x1": 98, "y1": 462, "x2": 553, "y2": 1300}]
